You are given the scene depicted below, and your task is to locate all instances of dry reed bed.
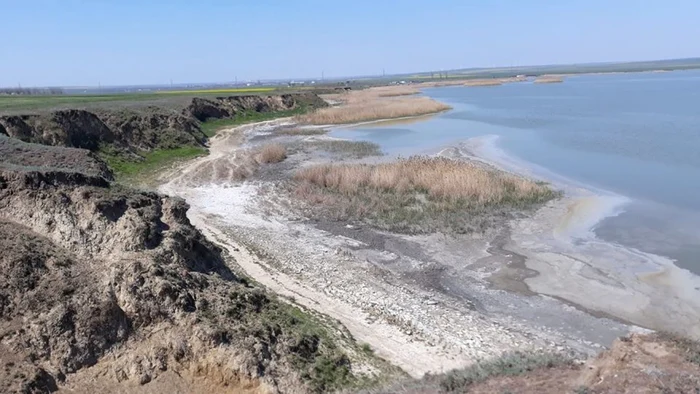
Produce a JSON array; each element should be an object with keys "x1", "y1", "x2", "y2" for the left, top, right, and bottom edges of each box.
[
  {"x1": 464, "y1": 79, "x2": 503, "y2": 87},
  {"x1": 534, "y1": 76, "x2": 564, "y2": 84},
  {"x1": 297, "y1": 96, "x2": 450, "y2": 125},
  {"x1": 464, "y1": 77, "x2": 527, "y2": 87},
  {"x1": 291, "y1": 157, "x2": 557, "y2": 233},
  {"x1": 256, "y1": 143, "x2": 287, "y2": 163}
]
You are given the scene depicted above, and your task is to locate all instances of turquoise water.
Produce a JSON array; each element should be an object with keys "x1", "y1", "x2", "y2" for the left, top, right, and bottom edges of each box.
[{"x1": 331, "y1": 71, "x2": 700, "y2": 273}]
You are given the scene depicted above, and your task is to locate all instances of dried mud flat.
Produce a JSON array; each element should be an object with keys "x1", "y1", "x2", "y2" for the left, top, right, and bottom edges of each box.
[{"x1": 160, "y1": 118, "x2": 642, "y2": 379}]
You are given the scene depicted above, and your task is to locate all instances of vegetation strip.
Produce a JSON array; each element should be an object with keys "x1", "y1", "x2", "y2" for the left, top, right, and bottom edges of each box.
[
  {"x1": 201, "y1": 107, "x2": 310, "y2": 137},
  {"x1": 103, "y1": 146, "x2": 207, "y2": 181}
]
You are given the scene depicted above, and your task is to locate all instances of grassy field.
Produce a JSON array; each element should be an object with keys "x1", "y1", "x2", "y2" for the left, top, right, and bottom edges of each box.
[
  {"x1": 103, "y1": 146, "x2": 207, "y2": 182},
  {"x1": 0, "y1": 88, "x2": 308, "y2": 114},
  {"x1": 201, "y1": 108, "x2": 309, "y2": 137}
]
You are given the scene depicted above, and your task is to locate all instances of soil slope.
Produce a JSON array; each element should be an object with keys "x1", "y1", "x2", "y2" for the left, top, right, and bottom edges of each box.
[
  {"x1": 0, "y1": 139, "x2": 377, "y2": 394},
  {"x1": 0, "y1": 93, "x2": 327, "y2": 156}
]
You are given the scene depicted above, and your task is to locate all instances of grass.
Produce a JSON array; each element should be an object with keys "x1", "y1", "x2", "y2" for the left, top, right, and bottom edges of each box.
[
  {"x1": 464, "y1": 79, "x2": 503, "y2": 87},
  {"x1": 201, "y1": 108, "x2": 309, "y2": 137},
  {"x1": 102, "y1": 146, "x2": 207, "y2": 181},
  {"x1": 291, "y1": 157, "x2": 558, "y2": 234},
  {"x1": 439, "y1": 351, "x2": 573, "y2": 392},
  {"x1": 276, "y1": 127, "x2": 328, "y2": 136},
  {"x1": 0, "y1": 93, "x2": 165, "y2": 112},
  {"x1": 256, "y1": 143, "x2": 287, "y2": 164}
]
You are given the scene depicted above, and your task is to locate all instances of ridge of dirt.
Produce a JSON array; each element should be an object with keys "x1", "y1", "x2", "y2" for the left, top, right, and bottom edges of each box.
[
  {"x1": 0, "y1": 94, "x2": 327, "y2": 158},
  {"x1": 0, "y1": 139, "x2": 392, "y2": 393}
]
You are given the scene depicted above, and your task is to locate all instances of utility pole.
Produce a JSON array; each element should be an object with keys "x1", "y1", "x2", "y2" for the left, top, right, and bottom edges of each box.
[{"x1": 322, "y1": 71, "x2": 324, "y2": 82}]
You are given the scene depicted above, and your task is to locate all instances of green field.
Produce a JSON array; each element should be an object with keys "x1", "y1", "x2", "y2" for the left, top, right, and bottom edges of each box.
[
  {"x1": 103, "y1": 146, "x2": 208, "y2": 183},
  {"x1": 0, "y1": 88, "x2": 307, "y2": 114},
  {"x1": 201, "y1": 107, "x2": 309, "y2": 137}
]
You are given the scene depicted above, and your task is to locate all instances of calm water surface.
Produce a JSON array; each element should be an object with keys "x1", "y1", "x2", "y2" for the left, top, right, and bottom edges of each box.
[{"x1": 331, "y1": 71, "x2": 700, "y2": 273}]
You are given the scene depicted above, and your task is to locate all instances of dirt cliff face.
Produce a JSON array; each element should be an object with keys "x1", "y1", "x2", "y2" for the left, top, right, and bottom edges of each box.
[
  {"x1": 96, "y1": 107, "x2": 207, "y2": 151},
  {"x1": 0, "y1": 110, "x2": 115, "y2": 151},
  {"x1": 185, "y1": 93, "x2": 328, "y2": 121},
  {"x1": 0, "y1": 135, "x2": 113, "y2": 179},
  {"x1": 0, "y1": 141, "x2": 359, "y2": 394},
  {"x1": 0, "y1": 94, "x2": 327, "y2": 157}
]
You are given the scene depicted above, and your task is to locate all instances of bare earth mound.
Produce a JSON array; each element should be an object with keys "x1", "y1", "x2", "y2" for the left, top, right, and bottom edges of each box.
[{"x1": 0, "y1": 141, "x2": 387, "y2": 394}]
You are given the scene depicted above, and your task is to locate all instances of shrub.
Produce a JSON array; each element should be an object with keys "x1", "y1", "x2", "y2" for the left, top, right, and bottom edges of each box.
[{"x1": 257, "y1": 143, "x2": 287, "y2": 164}]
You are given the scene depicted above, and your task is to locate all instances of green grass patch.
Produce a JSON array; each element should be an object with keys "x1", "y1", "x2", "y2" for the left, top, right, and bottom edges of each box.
[
  {"x1": 0, "y1": 94, "x2": 164, "y2": 112},
  {"x1": 440, "y1": 351, "x2": 573, "y2": 392},
  {"x1": 103, "y1": 146, "x2": 207, "y2": 181},
  {"x1": 201, "y1": 108, "x2": 309, "y2": 137}
]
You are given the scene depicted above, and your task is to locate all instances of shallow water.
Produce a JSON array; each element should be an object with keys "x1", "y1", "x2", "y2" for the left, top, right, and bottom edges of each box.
[{"x1": 331, "y1": 71, "x2": 700, "y2": 274}]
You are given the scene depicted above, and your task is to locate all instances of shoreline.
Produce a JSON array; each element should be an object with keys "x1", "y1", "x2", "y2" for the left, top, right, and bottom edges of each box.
[
  {"x1": 157, "y1": 86, "x2": 700, "y2": 381},
  {"x1": 158, "y1": 114, "x2": 632, "y2": 377}
]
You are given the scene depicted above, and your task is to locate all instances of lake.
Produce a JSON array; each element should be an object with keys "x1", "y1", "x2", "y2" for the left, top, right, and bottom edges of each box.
[{"x1": 331, "y1": 71, "x2": 700, "y2": 275}]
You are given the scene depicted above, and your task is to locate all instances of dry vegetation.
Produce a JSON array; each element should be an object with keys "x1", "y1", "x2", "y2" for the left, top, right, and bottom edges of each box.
[
  {"x1": 464, "y1": 77, "x2": 527, "y2": 87},
  {"x1": 375, "y1": 86, "x2": 420, "y2": 97},
  {"x1": 256, "y1": 143, "x2": 287, "y2": 164},
  {"x1": 464, "y1": 79, "x2": 503, "y2": 87},
  {"x1": 296, "y1": 87, "x2": 450, "y2": 125},
  {"x1": 291, "y1": 157, "x2": 557, "y2": 233},
  {"x1": 534, "y1": 75, "x2": 565, "y2": 84}
]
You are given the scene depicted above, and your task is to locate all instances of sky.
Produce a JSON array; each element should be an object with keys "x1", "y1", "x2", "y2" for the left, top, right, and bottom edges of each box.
[{"x1": 1, "y1": 0, "x2": 699, "y2": 87}]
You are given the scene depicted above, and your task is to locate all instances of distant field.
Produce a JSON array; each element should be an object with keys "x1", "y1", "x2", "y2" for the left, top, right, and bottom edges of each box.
[
  {"x1": 0, "y1": 94, "x2": 162, "y2": 112},
  {"x1": 0, "y1": 86, "x2": 322, "y2": 114},
  {"x1": 157, "y1": 87, "x2": 276, "y2": 95}
]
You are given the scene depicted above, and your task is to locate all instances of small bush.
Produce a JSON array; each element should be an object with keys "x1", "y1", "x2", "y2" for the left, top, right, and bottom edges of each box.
[{"x1": 257, "y1": 143, "x2": 287, "y2": 164}]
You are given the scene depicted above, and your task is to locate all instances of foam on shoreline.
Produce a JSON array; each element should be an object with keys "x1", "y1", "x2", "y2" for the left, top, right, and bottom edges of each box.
[{"x1": 451, "y1": 134, "x2": 632, "y2": 240}]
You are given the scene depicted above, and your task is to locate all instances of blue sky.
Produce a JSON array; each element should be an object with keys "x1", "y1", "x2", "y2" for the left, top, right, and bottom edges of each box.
[{"x1": 2, "y1": 0, "x2": 699, "y2": 87}]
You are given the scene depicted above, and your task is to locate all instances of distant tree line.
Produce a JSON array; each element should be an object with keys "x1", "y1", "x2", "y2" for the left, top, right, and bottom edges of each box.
[{"x1": 0, "y1": 87, "x2": 64, "y2": 95}]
